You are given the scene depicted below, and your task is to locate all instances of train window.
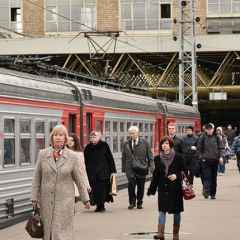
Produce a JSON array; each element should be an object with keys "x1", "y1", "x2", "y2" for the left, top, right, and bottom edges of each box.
[
  {"x1": 120, "y1": 136, "x2": 125, "y2": 152},
  {"x1": 20, "y1": 119, "x2": 31, "y2": 133},
  {"x1": 4, "y1": 119, "x2": 16, "y2": 166},
  {"x1": 69, "y1": 113, "x2": 76, "y2": 134},
  {"x1": 35, "y1": 121, "x2": 45, "y2": 133},
  {"x1": 20, "y1": 139, "x2": 31, "y2": 164},
  {"x1": 105, "y1": 121, "x2": 110, "y2": 132},
  {"x1": 139, "y1": 122, "x2": 143, "y2": 132},
  {"x1": 50, "y1": 121, "x2": 58, "y2": 133},
  {"x1": 145, "y1": 123, "x2": 149, "y2": 132},
  {"x1": 127, "y1": 122, "x2": 131, "y2": 131},
  {"x1": 35, "y1": 138, "x2": 45, "y2": 162},
  {"x1": 120, "y1": 122, "x2": 124, "y2": 132},
  {"x1": 113, "y1": 136, "x2": 118, "y2": 153},
  {"x1": 96, "y1": 120, "x2": 103, "y2": 133},
  {"x1": 4, "y1": 119, "x2": 15, "y2": 133},
  {"x1": 113, "y1": 121, "x2": 118, "y2": 132},
  {"x1": 4, "y1": 139, "x2": 15, "y2": 165},
  {"x1": 150, "y1": 123, "x2": 153, "y2": 132}
]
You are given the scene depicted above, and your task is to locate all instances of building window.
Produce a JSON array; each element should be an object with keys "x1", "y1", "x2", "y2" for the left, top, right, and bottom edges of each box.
[
  {"x1": 45, "y1": 0, "x2": 96, "y2": 32},
  {"x1": 208, "y1": 0, "x2": 240, "y2": 15},
  {"x1": 3, "y1": 119, "x2": 15, "y2": 166},
  {"x1": 121, "y1": 0, "x2": 172, "y2": 31},
  {"x1": 10, "y1": 7, "x2": 22, "y2": 32}
]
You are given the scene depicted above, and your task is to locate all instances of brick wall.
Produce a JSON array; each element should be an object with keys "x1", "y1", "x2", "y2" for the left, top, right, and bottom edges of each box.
[
  {"x1": 97, "y1": 0, "x2": 119, "y2": 32},
  {"x1": 22, "y1": 0, "x2": 44, "y2": 37}
]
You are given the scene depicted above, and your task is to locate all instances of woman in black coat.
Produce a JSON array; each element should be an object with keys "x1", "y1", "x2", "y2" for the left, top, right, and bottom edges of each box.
[
  {"x1": 147, "y1": 136, "x2": 184, "y2": 240},
  {"x1": 84, "y1": 131, "x2": 117, "y2": 212}
]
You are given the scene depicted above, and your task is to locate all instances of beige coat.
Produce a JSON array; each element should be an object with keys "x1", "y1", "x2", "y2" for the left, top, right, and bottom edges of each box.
[
  {"x1": 74, "y1": 152, "x2": 90, "y2": 197},
  {"x1": 32, "y1": 147, "x2": 90, "y2": 240}
]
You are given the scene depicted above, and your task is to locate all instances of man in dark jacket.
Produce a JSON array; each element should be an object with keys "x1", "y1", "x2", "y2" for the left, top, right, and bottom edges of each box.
[
  {"x1": 122, "y1": 126, "x2": 154, "y2": 210},
  {"x1": 182, "y1": 126, "x2": 199, "y2": 184},
  {"x1": 197, "y1": 123, "x2": 224, "y2": 199},
  {"x1": 167, "y1": 122, "x2": 183, "y2": 156}
]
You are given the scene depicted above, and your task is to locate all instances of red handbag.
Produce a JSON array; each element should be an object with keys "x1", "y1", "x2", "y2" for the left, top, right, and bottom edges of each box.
[{"x1": 182, "y1": 175, "x2": 196, "y2": 200}]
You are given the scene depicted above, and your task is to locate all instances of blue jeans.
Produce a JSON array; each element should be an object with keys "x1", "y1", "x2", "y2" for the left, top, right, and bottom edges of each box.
[
  {"x1": 218, "y1": 163, "x2": 225, "y2": 173},
  {"x1": 158, "y1": 211, "x2": 181, "y2": 225}
]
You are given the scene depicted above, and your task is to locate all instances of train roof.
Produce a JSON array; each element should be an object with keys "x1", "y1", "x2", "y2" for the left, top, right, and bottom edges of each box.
[{"x1": 0, "y1": 68, "x2": 199, "y2": 117}]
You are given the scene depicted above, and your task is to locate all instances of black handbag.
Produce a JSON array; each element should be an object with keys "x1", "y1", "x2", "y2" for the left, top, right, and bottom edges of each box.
[
  {"x1": 132, "y1": 157, "x2": 148, "y2": 176},
  {"x1": 25, "y1": 207, "x2": 43, "y2": 238}
]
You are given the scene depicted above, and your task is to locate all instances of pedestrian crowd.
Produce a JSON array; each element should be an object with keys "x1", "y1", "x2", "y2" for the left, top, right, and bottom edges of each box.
[{"x1": 30, "y1": 122, "x2": 240, "y2": 240}]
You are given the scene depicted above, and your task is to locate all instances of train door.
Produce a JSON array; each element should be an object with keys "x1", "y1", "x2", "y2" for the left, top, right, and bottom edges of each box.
[
  {"x1": 68, "y1": 113, "x2": 77, "y2": 134},
  {"x1": 86, "y1": 112, "x2": 93, "y2": 141}
]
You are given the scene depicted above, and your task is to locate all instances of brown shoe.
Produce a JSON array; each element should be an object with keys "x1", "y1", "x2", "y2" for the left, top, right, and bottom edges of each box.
[
  {"x1": 173, "y1": 224, "x2": 180, "y2": 240},
  {"x1": 153, "y1": 224, "x2": 165, "y2": 239}
]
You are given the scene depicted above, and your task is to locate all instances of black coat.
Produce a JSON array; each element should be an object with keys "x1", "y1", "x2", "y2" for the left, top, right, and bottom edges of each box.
[
  {"x1": 148, "y1": 154, "x2": 184, "y2": 214},
  {"x1": 84, "y1": 140, "x2": 117, "y2": 182},
  {"x1": 84, "y1": 141, "x2": 117, "y2": 205}
]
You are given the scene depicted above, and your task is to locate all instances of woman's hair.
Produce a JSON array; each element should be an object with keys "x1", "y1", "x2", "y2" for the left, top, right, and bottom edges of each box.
[
  {"x1": 69, "y1": 133, "x2": 83, "y2": 151},
  {"x1": 159, "y1": 136, "x2": 174, "y2": 151},
  {"x1": 49, "y1": 124, "x2": 69, "y2": 146}
]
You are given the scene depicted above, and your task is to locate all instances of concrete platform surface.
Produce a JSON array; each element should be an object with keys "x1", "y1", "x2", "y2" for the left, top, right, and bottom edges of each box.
[{"x1": 1, "y1": 160, "x2": 240, "y2": 240}]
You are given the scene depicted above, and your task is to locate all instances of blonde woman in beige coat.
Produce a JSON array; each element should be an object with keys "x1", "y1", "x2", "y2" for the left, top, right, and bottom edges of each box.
[{"x1": 32, "y1": 125, "x2": 90, "y2": 240}]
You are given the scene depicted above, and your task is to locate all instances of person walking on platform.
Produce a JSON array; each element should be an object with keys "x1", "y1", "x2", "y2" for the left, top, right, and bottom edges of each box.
[
  {"x1": 84, "y1": 131, "x2": 117, "y2": 212},
  {"x1": 167, "y1": 122, "x2": 183, "y2": 156},
  {"x1": 182, "y1": 126, "x2": 199, "y2": 184},
  {"x1": 122, "y1": 126, "x2": 154, "y2": 210},
  {"x1": 32, "y1": 125, "x2": 90, "y2": 240},
  {"x1": 231, "y1": 133, "x2": 240, "y2": 173},
  {"x1": 225, "y1": 124, "x2": 236, "y2": 147},
  {"x1": 147, "y1": 136, "x2": 184, "y2": 240},
  {"x1": 216, "y1": 127, "x2": 230, "y2": 175},
  {"x1": 67, "y1": 133, "x2": 91, "y2": 202},
  {"x1": 197, "y1": 123, "x2": 224, "y2": 199}
]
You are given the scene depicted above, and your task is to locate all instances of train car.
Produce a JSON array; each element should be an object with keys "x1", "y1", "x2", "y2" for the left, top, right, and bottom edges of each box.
[{"x1": 0, "y1": 68, "x2": 200, "y2": 227}]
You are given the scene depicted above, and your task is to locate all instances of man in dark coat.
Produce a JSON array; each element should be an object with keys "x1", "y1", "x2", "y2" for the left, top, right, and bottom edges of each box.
[
  {"x1": 182, "y1": 126, "x2": 199, "y2": 184},
  {"x1": 84, "y1": 131, "x2": 117, "y2": 212},
  {"x1": 167, "y1": 122, "x2": 183, "y2": 156},
  {"x1": 197, "y1": 123, "x2": 224, "y2": 199},
  {"x1": 122, "y1": 126, "x2": 154, "y2": 210}
]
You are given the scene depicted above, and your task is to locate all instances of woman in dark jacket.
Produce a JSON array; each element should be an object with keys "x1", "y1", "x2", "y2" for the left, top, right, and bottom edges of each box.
[
  {"x1": 147, "y1": 136, "x2": 184, "y2": 240},
  {"x1": 84, "y1": 131, "x2": 117, "y2": 212}
]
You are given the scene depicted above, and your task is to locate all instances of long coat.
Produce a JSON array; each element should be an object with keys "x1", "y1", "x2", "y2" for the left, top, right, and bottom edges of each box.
[
  {"x1": 32, "y1": 147, "x2": 90, "y2": 240},
  {"x1": 148, "y1": 153, "x2": 184, "y2": 214},
  {"x1": 84, "y1": 140, "x2": 117, "y2": 204}
]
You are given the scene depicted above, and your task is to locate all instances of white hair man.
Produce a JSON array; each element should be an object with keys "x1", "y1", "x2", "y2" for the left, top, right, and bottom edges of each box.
[{"x1": 122, "y1": 125, "x2": 154, "y2": 210}]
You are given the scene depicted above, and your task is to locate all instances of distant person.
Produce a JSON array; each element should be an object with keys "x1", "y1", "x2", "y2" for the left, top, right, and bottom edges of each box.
[
  {"x1": 32, "y1": 125, "x2": 90, "y2": 240},
  {"x1": 231, "y1": 133, "x2": 240, "y2": 173},
  {"x1": 67, "y1": 133, "x2": 91, "y2": 202},
  {"x1": 216, "y1": 127, "x2": 230, "y2": 175},
  {"x1": 167, "y1": 122, "x2": 183, "y2": 156},
  {"x1": 182, "y1": 126, "x2": 199, "y2": 184},
  {"x1": 84, "y1": 131, "x2": 117, "y2": 212},
  {"x1": 147, "y1": 136, "x2": 184, "y2": 240},
  {"x1": 225, "y1": 124, "x2": 236, "y2": 147},
  {"x1": 197, "y1": 123, "x2": 224, "y2": 199},
  {"x1": 122, "y1": 126, "x2": 154, "y2": 210}
]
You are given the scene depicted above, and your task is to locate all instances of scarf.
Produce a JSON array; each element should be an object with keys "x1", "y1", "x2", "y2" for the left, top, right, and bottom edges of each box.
[{"x1": 160, "y1": 149, "x2": 175, "y2": 176}]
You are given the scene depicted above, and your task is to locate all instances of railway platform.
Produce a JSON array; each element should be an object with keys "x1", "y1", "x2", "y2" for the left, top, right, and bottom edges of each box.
[{"x1": 1, "y1": 159, "x2": 240, "y2": 240}]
